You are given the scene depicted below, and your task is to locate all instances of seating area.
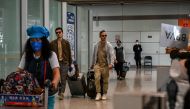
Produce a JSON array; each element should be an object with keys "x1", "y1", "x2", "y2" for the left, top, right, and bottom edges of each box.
[{"x1": 144, "y1": 56, "x2": 152, "y2": 68}]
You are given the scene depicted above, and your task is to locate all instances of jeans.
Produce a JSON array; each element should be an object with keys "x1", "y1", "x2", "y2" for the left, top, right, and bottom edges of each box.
[
  {"x1": 48, "y1": 95, "x2": 55, "y2": 109},
  {"x1": 59, "y1": 62, "x2": 69, "y2": 94}
]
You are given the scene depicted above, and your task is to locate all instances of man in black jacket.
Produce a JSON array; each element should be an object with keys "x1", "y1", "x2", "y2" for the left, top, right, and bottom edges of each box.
[{"x1": 133, "y1": 40, "x2": 142, "y2": 69}]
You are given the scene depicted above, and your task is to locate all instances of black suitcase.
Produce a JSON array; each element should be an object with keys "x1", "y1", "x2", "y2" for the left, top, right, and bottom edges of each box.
[
  {"x1": 86, "y1": 70, "x2": 96, "y2": 98},
  {"x1": 121, "y1": 62, "x2": 130, "y2": 78},
  {"x1": 122, "y1": 62, "x2": 129, "y2": 72},
  {"x1": 67, "y1": 73, "x2": 86, "y2": 98},
  {"x1": 86, "y1": 70, "x2": 103, "y2": 99}
]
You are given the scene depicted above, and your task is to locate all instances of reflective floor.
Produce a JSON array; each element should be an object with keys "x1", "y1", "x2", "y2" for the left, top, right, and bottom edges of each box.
[
  {"x1": 54, "y1": 67, "x2": 164, "y2": 109},
  {"x1": 2, "y1": 67, "x2": 186, "y2": 109}
]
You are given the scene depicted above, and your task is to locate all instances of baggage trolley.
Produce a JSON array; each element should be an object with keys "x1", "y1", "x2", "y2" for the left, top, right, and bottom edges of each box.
[{"x1": 0, "y1": 80, "x2": 51, "y2": 109}]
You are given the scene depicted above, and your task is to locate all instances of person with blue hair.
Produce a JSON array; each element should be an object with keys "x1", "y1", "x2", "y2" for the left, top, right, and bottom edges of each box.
[{"x1": 17, "y1": 25, "x2": 60, "y2": 109}]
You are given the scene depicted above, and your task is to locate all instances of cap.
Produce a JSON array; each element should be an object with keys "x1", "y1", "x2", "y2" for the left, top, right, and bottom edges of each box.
[{"x1": 27, "y1": 25, "x2": 50, "y2": 38}]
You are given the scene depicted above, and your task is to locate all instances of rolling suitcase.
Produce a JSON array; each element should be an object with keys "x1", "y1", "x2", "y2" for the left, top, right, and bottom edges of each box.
[
  {"x1": 121, "y1": 62, "x2": 130, "y2": 78},
  {"x1": 67, "y1": 73, "x2": 86, "y2": 98},
  {"x1": 86, "y1": 70, "x2": 96, "y2": 98},
  {"x1": 86, "y1": 69, "x2": 103, "y2": 99}
]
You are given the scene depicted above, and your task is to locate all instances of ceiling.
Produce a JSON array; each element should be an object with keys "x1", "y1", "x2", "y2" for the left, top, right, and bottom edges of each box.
[{"x1": 57, "y1": 0, "x2": 190, "y2": 5}]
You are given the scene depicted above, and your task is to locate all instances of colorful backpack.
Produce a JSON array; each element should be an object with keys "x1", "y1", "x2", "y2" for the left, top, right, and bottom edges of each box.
[{"x1": 3, "y1": 70, "x2": 39, "y2": 95}]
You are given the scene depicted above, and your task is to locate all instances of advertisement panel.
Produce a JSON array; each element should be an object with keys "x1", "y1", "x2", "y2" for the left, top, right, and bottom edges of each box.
[{"x1": 67, "y1": 12, "x2": 75, "y2": 60}]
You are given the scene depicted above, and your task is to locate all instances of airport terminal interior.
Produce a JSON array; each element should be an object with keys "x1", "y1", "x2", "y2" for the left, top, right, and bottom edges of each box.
[{"x1": 1, "y1": 0, "x2": 190, "y2": 109}]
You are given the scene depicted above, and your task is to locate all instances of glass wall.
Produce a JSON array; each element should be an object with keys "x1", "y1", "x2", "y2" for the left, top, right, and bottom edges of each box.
[
  {"x1": 0, "y1": 0, "x2": 74, "y2": 79},
  {"x1": 49, "y1": 0, "x2": 62, "y2": 41},
  {"x1": 0, "y1": 0, "x2": 20, "y2": 78},
  {"x1": 28, "y1": 0, "x2": 43, "y2": 27}
]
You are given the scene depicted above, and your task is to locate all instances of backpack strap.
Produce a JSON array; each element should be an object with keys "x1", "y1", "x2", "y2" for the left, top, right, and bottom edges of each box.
[{"x1": 44, "y1": 61, "x2": 47, "y2": 81}]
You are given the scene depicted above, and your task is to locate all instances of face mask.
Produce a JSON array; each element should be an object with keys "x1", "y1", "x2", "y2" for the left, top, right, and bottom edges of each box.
[{"x1": 30, "y1": 42, "x2": 42, "y2": 52}]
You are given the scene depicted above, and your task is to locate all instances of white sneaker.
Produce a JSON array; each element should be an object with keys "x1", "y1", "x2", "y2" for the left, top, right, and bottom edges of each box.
[
  {"x1": 95, "y1": 93, "x2": 101, "y2": 101},
  {"x1": 101, "y1": 94, "x2": 107, "y2": 100},
  {"x1": 58, "y1": 93, "x2": 64, "y2": 100}
]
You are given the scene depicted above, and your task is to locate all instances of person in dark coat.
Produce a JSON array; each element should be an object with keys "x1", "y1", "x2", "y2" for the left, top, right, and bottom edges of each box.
[
  {"x1": 114, "y1": 40, "x2": 125, "y2": 80},
  {"x1": 50, "y1": 27, "x2": 72, "y2": 100},
  {"x1": 133, "y1": 40, "x2": 142, "y2": 69}
]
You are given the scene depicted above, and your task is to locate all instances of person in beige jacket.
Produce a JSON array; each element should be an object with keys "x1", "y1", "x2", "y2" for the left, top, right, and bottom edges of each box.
[{"x1": 91, "y1": 30, "x2": 115, "y2": 100}]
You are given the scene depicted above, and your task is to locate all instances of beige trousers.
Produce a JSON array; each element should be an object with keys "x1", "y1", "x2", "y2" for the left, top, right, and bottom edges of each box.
[{"x1": 94, "y1": 64, "x2": 109, "y2": 94}]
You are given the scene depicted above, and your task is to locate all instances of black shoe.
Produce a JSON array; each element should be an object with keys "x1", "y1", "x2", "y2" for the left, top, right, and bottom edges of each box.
[{"x1": 117, "y1": 76, "x2": 120, "y2": 80}]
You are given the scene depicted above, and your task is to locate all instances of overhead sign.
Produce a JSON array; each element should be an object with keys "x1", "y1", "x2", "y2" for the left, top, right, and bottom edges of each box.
[{"x1": 160, "y1": 23, "x2": 190, "y2": 49}]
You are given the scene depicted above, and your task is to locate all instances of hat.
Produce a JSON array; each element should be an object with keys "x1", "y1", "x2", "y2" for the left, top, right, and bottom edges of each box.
[{"x1": 27, "y1": 25, "x2": 50, "y2": 38}]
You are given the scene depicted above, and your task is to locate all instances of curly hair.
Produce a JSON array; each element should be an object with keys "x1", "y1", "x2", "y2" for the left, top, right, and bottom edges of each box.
[{"x1": 24, "y1": 37, "x2": 52, "y2": 61}]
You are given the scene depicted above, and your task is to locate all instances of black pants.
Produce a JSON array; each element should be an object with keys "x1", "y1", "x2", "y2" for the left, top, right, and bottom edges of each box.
[
  {"x1": 115, "y1": 62, "x2": 123, "y2": 77},
  {"x1": 135, "y1": 58, "x2": 141, "y2": 68}
]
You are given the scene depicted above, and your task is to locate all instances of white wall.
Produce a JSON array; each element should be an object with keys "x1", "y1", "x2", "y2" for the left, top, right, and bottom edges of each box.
[{"x1": 86, "y1": 3, "x2": 190, "y2": 66}]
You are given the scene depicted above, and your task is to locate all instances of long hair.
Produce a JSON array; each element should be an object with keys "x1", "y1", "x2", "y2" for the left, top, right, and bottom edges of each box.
[{"x1": 24, "y1": 37, "x2": 52, "y2": 61}]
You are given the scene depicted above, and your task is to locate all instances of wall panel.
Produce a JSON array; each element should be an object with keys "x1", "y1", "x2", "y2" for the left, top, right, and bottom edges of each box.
[
  {"x1": 123, "y1": 32, "x2": 140, "y2": 42},
  {"x1": 89, "y1": 3, "x2": 190, "y2": 66},
  {"x1": 123, "y1": 20, "x2": 177, "y2": 31},
  {"x1": 159, "y1": 54, "x2": 171, "y2": 66},
  {"x1": 141, "y1": 43, "x2": 159, "y2": 54},
  {"x1": 141, "y1": 32, "x2": 160, "y2": 42},
  {"x1": 93, "y1": 21, "x2": 122, "y2": 31}
]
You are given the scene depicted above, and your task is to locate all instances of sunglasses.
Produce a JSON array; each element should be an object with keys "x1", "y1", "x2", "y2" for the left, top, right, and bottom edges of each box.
[
  {"x1": 101, "y1": 35, "x2": 107, "y2": 37},
  {"x1": 56, "y1": 31, "x2": 62, "y2": 34}
]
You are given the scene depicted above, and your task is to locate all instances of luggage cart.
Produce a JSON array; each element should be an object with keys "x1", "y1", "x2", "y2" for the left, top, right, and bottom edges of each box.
[{"x1": 0, "y1": 80, "x2": 50, "y2": 109}]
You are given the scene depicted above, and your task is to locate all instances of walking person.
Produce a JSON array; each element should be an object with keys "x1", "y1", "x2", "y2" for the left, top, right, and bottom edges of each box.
[
  {"x1": 91, "y1": 30, "x2": 115, "y2": 100},
  {"x1": 17, "y1": 25, "x2": 60, "y2": 109},
  {"x1": 50, "y1": 27, "x2": 72, "y2": 100},
  {"x1": 133, "y1": 40, "x2": 142, "y2": 69},
  {"x1": 114, "y1": 40, "x2": 125, "y2": 80}
]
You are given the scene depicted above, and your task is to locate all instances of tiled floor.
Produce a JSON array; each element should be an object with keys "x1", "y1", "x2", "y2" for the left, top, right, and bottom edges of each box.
[{"x1": 54, "y1": 67, "x2": 163, "y2": 109}]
